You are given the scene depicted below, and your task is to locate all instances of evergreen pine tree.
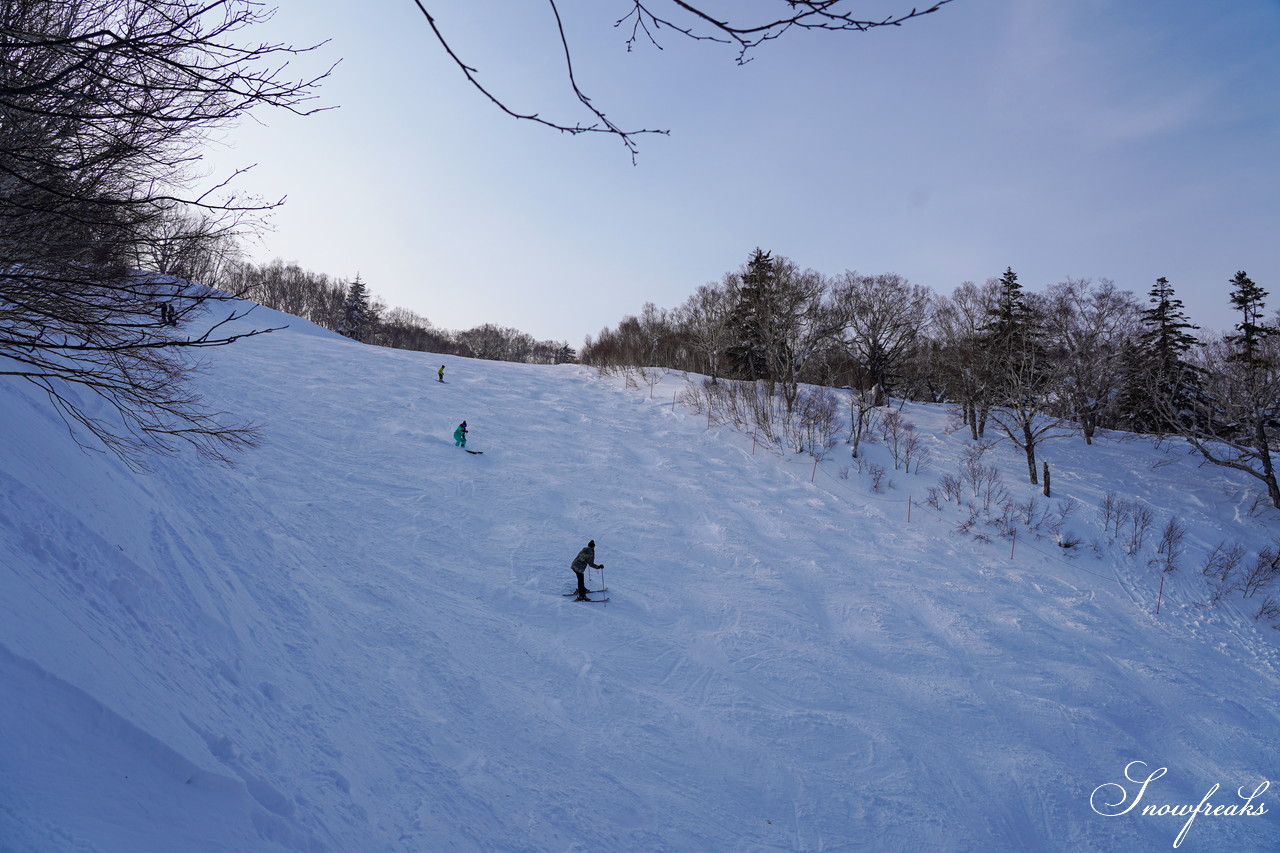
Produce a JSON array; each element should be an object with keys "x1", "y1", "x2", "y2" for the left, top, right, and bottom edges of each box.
[
  {"x1": 982, "y1": 266, "x2": 1035, "y2": 352},
  {"x1": 1122, "y1": 276, "x2": 1200, "y2": 433},
  {"x1": 1140, "y1": 277, "x2": 1199, "y2": 364},
  {"x1": 977, "y1": 267, "x2": 1063, "y2": 484},
  {"x1": 725, "y1": 249, "x2": 776, "y2": 380},
  {"x1": 1225, "y1": 270, "x2": 1275, "y2": 369},
  {"x1": 338, "y1": 274, "x2": 373, "y2": 342},
  {"x1": 979, "y1": 266, "x2": 1049, "y2": 394}
]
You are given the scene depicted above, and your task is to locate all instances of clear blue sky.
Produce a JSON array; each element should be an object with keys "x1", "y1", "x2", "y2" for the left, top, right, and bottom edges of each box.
[{"x1": 205, "y1": 1, "x2": 1280, "y2": 345}]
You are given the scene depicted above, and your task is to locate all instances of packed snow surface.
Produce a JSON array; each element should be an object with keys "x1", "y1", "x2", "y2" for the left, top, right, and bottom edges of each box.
[{"x1": 2, "y1": 303, "x2": 1278, "y2": 852}]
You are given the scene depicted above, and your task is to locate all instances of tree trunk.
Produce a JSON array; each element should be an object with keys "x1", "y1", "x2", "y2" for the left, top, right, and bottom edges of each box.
[
  {"x1": 1081, "y1": 412, "x2": 1096, "y2": 445},
  {"x1": 1023, "y1": 422, "x2": 1038, "y2": 484},
  {"x1": 1257, "y1": 419, "x2": 1280, "y2": 509}
]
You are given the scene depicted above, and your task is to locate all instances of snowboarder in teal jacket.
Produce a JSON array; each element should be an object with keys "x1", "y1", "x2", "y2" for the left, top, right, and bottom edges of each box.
[{"x1": 453, "y1": 421, "x2": 468, "y2": 447}]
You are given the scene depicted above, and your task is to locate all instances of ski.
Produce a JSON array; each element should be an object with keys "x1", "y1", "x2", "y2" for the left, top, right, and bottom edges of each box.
[
  {"x1": 574, "y1": 597, "x2": 609, "y2": 603},
  {"x1": 562, "y1": 589, "x2": 607, "y2": 596}
]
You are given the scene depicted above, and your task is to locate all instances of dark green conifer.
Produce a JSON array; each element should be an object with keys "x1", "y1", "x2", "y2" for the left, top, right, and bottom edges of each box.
[
  {"x1": 338, "y1": 274, "x2": 373, "y2": 342},
  {"x1": 1225, "y1": 270, "x2": 1275, "y2": 369},
  {"x1": 725, "y1": 249, "x2": 776, "y2": 381},
  {"x1": 1120, "y1": 276, "x2": 1200, "y2": 433}
]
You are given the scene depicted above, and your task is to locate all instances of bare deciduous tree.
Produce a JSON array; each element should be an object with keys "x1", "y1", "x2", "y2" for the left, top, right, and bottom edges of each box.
[
  {"x1": 1044, "y1": 277, "x2": 1139, "y2": 444},
  {"x1": 830, "y1": 271, "x2": 931, "y2": 404},
  {"x1": 0, "y1": 0, "x2": 331, "y2": 468},
  {"x1": 931, "y1": 279, "x2": 1000, "y2": 440},
  {"x1": 678, "y1": 280, "x2": 735, "y2": 384},
  {"x1": 1172, "y1": 334, "x2": 1280, "y2": 508}
]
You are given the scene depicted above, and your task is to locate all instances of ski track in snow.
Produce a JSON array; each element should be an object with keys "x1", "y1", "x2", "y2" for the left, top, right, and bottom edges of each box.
[{"x1": 2, "y1": 303, "x2": 1279, "y2": 852}]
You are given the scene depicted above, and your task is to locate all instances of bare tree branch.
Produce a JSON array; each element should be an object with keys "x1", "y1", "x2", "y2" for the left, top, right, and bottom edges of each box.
[
  {"x1": 409, "y1": 0, "x2": 668, "y2": 160},
  {"x1": 622, "y1": 0, "x2": 955, "y2": 61},
  {"x1": 409, "y1": 0, "x2": 954, "y2": 159}
]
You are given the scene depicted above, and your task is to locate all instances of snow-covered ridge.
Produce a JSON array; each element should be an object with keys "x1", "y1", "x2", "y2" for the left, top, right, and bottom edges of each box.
[{"x1": 2, "y1": 302, "x2": 1277, "y2": 851}]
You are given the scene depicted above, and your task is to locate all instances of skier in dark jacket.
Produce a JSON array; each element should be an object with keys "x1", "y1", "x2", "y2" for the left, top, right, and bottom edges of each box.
[{"x1": 570, "y1": 540, "x2": 603, "y2": 601}]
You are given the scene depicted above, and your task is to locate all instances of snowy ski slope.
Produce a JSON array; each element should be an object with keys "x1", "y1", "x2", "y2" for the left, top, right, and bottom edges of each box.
[{"x1": 1, "y1": 303, "x2": 1277, "y2": 851}]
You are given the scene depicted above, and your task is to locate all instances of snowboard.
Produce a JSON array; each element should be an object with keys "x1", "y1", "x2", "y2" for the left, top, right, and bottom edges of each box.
[{"x1": 464, "y1": 449, "x2": 483, "y2": 455}]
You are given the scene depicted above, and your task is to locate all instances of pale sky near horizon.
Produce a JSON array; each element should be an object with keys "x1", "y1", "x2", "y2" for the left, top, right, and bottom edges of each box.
[{"x1": 204, "y1": 0, "x2": 1280, "y2": 346}]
